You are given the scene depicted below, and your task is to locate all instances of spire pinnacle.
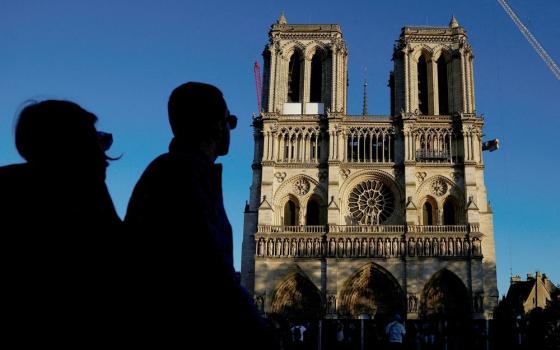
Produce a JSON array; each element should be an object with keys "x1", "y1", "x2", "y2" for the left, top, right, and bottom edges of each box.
[
  {"x1": 362, "y1": 70, "x2": 368, "y2": 116},
  {"x1": 278, "y1": 11, "x2": 287, "y2": 25},
  {"x1": 449, "y1": 15, "x2": 459, "y2": 28}
]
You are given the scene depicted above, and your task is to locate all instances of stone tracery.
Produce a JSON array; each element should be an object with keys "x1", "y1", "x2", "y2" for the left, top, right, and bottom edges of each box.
[{"x1": 348, "y1": 179, "x2": 395, "y2": 224}]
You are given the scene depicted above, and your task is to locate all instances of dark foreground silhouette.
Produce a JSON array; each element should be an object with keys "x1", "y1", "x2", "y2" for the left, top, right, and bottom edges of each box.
[
  {"x1": 0, "y1": 92, "x2": 275, "y2": 347},
  {"x1": 124, "y1": 82, "x2": 276, "y2": 348},
  {"x1": 0, "y1": 100, "x2": 122, "y2": 345}
]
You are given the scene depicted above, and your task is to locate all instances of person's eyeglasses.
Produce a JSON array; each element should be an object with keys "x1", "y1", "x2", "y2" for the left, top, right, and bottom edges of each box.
[
  {"x1": 227, "y1": 114, "x2": 238, "y2": 130},
  {"x1": 97, "y1": 131, "x2": 113, "y2": 151}
]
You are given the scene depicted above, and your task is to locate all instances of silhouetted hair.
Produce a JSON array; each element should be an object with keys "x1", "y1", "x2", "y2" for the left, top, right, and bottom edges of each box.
[
  {"x1": 167, "y1": 82, "x2": 227, "y2": 138},
  {"x1": 15, "y1": 100, "x2": 100, "y2": 163}
]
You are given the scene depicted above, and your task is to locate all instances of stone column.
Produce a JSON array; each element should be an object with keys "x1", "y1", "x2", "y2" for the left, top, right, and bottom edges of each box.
[
  {"x1": 303, "y1": 56, "x2": 312, "y2": 114},
  {"x1": 428, "y1": 58, "x2": 438, "y2": 115}
]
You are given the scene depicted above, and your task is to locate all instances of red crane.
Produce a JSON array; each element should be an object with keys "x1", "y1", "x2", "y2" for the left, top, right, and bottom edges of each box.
[{"x1": 254, "y1": 61, "x2": 263, "y2": 113}]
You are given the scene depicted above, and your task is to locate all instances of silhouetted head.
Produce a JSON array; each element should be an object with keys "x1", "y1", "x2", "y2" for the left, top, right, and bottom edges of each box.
[
  {"x1": 15, "y1": 100, "x2": 110, "y2": 179},
  {"x1": 168, "y1": 82, "x2": 237, "y2": 156},
  {"x1": 394, "y1": 314, "x2": 402, "y2": 322}
]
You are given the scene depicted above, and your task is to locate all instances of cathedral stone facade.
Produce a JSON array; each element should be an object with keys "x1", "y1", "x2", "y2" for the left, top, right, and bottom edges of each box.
[{"x1": 241, "y1": 15, "x2": 498, "y2": 323}]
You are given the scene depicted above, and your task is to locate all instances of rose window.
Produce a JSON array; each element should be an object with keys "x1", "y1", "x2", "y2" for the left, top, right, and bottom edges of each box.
[
  {"x1": 431, "y1": 179, "x2": 448, "y2": 197},
  {"x1": 348, "y1": 180, "x2": 394, "y2": 224},
  {"x1": 294, "y1": 178, "x2": 311, "y2": 195}
]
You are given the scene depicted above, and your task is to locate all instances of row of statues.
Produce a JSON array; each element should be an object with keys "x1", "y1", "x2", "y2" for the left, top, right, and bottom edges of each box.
[{"x1": 257, "y1": 236, "x2": 482, "y2": 258}]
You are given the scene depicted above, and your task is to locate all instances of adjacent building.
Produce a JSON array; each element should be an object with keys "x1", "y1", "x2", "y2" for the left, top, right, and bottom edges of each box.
[{"x1": 506, "y1": 272, "x2": 559, "y2": 315}]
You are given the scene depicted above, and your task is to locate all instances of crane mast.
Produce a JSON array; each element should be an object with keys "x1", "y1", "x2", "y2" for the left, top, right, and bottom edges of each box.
[
  {"x1": 254, "y1": 61, "x2": 263, "y2": 113},
  {"x1": 497, "y1": 0, "x2": 560, "y2": 80}
]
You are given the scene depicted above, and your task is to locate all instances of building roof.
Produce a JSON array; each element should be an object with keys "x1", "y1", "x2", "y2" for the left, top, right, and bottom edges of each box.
[{"x1": 270, "y1": 12, "x2": 341, "y2": 34}]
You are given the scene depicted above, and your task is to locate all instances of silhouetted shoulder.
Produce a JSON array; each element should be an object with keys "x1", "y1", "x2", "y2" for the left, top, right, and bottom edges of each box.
[
  {"x1": 0, "y1": 163, "x2": 37, "y2": 225},
  {"x1": 0, "y1": 163, "x2": 31, "y2": 183},
  {"x1": 124, "y1": 151, "x2": 211, "y2": 230}
]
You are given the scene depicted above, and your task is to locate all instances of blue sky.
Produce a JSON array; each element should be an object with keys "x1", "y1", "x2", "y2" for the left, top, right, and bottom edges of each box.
[{"x1": 1, "y1": 0, "x2": 558, "y2": 296}]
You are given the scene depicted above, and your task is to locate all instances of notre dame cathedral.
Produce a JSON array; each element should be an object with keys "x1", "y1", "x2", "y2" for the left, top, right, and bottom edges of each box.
[{"x1": 241, "y1": 14, "x2": 498, "y2": 327}]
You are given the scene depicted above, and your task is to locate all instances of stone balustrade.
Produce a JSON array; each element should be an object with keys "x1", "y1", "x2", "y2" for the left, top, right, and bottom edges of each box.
[
  {"x1": 257, "y1": 225, "x2": 325, "y2": 234},
  {"x1": 407, "y1": 225, "x2": 467, "y2": 234},
  {"x1": 329, "y1": 225, "x2": 405, "y2": 234}
]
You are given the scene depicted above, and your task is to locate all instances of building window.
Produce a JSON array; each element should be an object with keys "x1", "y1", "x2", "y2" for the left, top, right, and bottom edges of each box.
[
  {"x1": 310, "y1": 53, "x2": 323, "y2": 102},
  {"x1": 288, "y1": 51, "x2": 302, "y2": 102},
  {"x1": 306, "y1": 199, "x2": 321, "y2": 225},
  {"x1": 437, "y1": 56, "x2": 449, "y2": 115},
  {"x1": 423, "y1": 202, "x2": 434, "y2": 225},
  {"x1": 443, "y1": 200, "x2": 456, "y2": 225},
  {"x1": 348, "y1": 179, "x2": 395, "y2": 224},
  {"x1": 418, "y1": 55, "x2": 429, "y2": 115},
  {"x1": 311, "y1": 135, "x2": 321, "y2": 162},
  {"x1": 284, "y1": 200, "x2": 299, "y2": 226},
  {"x1": 346, "y1": 128, "x2": 394, "y2": 163}
]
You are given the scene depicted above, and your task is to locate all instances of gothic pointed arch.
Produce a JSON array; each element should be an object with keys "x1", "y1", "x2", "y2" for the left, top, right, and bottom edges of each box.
[
  {"x1": 420, "y1": 269, "x2": 471, "y2": 320},
  {"x1": 283, "y1": 196, "x2": 300, "y2": 226},
  {"x1": 269, "y1": 272, "x2": 323, "y2": 321},
  {"x1": 310, "y1": 50, "x2": 324, "y2": 103},
  {"x1": 411, "y1": 46, "x2": 434, "y2": 62},
  {"x1": 338, "y1": 263, "x2": 405, "y2": 320},
  {"x1": 280, "y1": 41, "x2": 306, "y2": 57},
  {"x1": 421, "y1": 195, "x2": 438, "y2": 225},
  {"x1": 436, "y1": 54, "x2": 450, "y2": 115},
  {"x1": 431, "y1": 46, "x2": 452, "y2": 62},
  {"x1": 417, "y1": 54, "x2": 429, "y2": 115},
  {"x1": 285, "y1": 47, "x2": 304, "y2": 103},
  {"x1": 274, "y1": 175, "x2": 326, "y2": 224},
  {"x1": 305, "y1": 194, "x2": 323, "y2": 225},
  {"x1": 417, "y1": 176, "x2": 463, "y2": 223}
]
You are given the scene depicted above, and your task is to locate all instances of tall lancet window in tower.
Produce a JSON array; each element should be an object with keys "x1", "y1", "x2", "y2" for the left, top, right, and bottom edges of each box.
[
  {"x1": 288, "y1": 51, "x2": 302, "y2": 102},
  {"x1": 437, "y1": 56, "x2": 449, "y2": 115},
  {"x1": 417, "y1": 55, "x2": 429, "y2": 115},
  {"x1": 310, "y1": 53, "x2": 323, "y2": 102}
]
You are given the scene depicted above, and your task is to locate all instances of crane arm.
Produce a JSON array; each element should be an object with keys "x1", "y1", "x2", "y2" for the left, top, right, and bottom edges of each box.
[
  {"x1": 254, "y1": 61, "x2": 263, "y2": 113},
  {"x1": 497, "y1": 0, "x2": 560, "y2": 80}
]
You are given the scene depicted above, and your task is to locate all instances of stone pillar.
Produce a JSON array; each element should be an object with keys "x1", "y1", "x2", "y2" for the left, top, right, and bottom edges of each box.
[
  {"x1": 428, "y1": 58, "x2": 438, "y2": 115},
  {"x1": 303, "y1": 56, "x2": 311, "y2": 114}
]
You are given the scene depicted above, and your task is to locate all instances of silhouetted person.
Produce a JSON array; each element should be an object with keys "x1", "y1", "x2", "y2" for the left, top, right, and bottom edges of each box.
[
  {"x1": 0, "y1": 100, "x2": 122, "y2": 345},
  {"x1": 0, "y1": 100, "x2": 120, "y2": 229},
  {"x1": 125, "y1": 82, "x2": 275, "y2": 348}
]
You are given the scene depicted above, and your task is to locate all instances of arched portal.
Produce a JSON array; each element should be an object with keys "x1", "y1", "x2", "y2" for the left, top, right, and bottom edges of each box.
[
  {"x1": 269, "y1": 273, "x2": 322, "y2": 321},
  {"x1": 420, "y1": 269, "x2": 471, "y2": 320},
  {"x1": 338, "y1": 263, "x2": 405, "y2": 321}
]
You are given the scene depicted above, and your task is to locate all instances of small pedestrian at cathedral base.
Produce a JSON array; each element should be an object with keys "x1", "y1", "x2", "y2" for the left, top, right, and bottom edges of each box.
[{"x1": 385, "y1": 314, "x2": 406, "y2": 349}]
